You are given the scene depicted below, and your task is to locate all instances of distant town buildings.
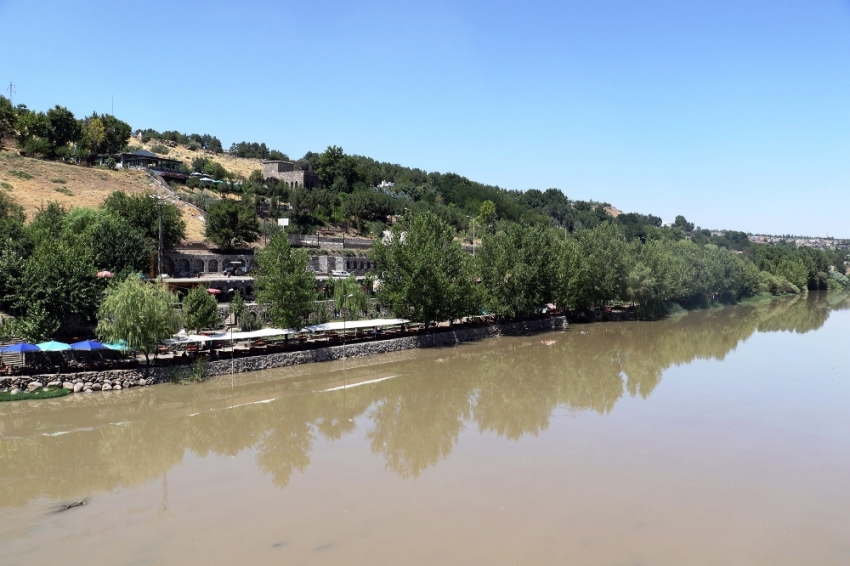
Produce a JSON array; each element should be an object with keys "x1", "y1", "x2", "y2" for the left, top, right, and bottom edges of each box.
[{"x1": 748, "y1": 234, "x2": 849, "y2": 250}]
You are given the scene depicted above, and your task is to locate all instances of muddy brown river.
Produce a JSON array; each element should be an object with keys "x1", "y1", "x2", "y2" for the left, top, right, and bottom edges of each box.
[{"x1": 1, "y1": 293, "x2": 849, "y2": 565}]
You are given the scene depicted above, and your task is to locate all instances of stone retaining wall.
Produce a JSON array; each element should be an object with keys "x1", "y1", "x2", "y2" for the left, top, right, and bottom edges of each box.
[
  {"x1": 152, "y1": 316, "x2": 567, "y2": 380},
  {"x1": 1, "y1": 370, "x2": 153, "y2": 395},
  {"x1": 2, "y1": 317, "x2": 566, "y2": 395}
]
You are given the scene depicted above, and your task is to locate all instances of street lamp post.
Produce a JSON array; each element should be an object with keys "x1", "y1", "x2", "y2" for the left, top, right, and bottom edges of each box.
[
  {"x1": 150, "y1": 195, "x2": 164, "y2": 279},
  {"x1": 342, "y1": 293, "x2": 353, "y2": 359},
  {"x1": 466, "y1": 216, "x2": 476, "y2": 256}
]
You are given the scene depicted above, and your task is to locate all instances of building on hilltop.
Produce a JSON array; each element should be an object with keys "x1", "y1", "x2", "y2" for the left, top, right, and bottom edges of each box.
[
  {"x1": 98, "y1": 150, "x2": 188, "y2": 181},
  {"x1": 262, "y1": 160, "x2": 320, "y2": 189}
]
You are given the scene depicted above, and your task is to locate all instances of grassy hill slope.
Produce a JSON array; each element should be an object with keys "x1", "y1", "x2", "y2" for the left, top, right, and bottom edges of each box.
[{"x1": 0, "y1": 150, "x2": 208, "y2": 243}]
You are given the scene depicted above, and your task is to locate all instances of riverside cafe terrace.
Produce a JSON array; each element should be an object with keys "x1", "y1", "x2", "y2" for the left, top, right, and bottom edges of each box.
[
  {"x1": 0, "y1": 340, "x2": 129, "y2": 375},
  {"x1": 98, "y1": 150, "x2": 188, "y2": 181},
  {"x1": 1, "y1": 320, "x2": 414, "y2": 375},
  {"x1": 161, "y1": 319, "x2": 412, "y2": 359}
]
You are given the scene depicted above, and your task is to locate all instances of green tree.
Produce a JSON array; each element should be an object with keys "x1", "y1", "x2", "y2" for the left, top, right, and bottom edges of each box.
[
  {"x1": 45, "y1": 105, "x2": 80, "y2": 153},
  {"x1": 673, "y1": 215, "x2": 695, "y2": 232},
  {"x1": 0, "y1": 192, "x2": 31, "y2": 256},
  {"x1": 372, "y1": 211, "x2": 476, "y2": 327},
  {"x1": 334, "y1": 275, "x2": 368, "y2": 321},
  {"x1": 83, "y1": 214, "x2": 151, "y2": 272},
  {"x1": 99, "y1": 113, "x2": 132, "y2": 154},
  {"x1": 476, "y1": 223, "x2": 559, "y2": 318},
  {"x1": 560, "y1": 222, "x2": 628, "y2": 309},
  {"x1": 625, "y1": 262, "x2": 656, "y2": 309},
  {"x1": 28, "y1": 201, "x2": 67, "y2": 246},
  {"x1": 0, "y1": 96, "x2": 15, "y2": 143},
  {"x1": 0, "y1": 304, "x2": 59, "y2": 342},
  {"x1": 229, "y1": 289, "x2": 247, "y2": 328},
  {"x1": 102, "y1": 191, "x2": 186, "y2": 250},
  {"x1": 14, "y1": 108, "x2": 49, "y2": 147},
  {"x1": 254, "y1": 232, "x2": 317, "y2": 329},
  {"x1": 183, "y1": 286, "x2": 220, "y2": 332},
  {"x1": 97, "y1": 278, "x2": 181, "y2": 372},
  {"x1": 317, "y1": 145, "x2": 362, "y2": 192},
  {"x1": 18, "y1": 241, "x2": 102, "y2": 331},
  {"x1": 205, "y1": 199, "x2": 260, "y2": 249},
  {"x1": 477, "y1": 200, "x2": 497, "y2": 232},
  {"x1": 80, "y1": 116, "x2": 105, "y2": 155}
]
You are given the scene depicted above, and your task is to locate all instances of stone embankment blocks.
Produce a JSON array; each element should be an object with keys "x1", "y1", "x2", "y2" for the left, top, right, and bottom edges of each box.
[{"x1": 1, "y1": 317, "x2": 567, "y2": 395}]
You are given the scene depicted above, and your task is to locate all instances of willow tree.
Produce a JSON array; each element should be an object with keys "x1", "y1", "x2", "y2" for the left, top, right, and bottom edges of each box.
[
  {"x1": 97, "y1": 278, "x2": 181, "y2": 373},
  {"x1": 334, "y1": 275, "x2": 368, "y2": 323}
]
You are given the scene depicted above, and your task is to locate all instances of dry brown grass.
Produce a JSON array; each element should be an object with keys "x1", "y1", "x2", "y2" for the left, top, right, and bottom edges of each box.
[
  {"x1": 0, "y1": 150, "x2": 208, "y2": 244},
  {"x1": 127, "y1": 141, "x2": 265, "y2": 179}
]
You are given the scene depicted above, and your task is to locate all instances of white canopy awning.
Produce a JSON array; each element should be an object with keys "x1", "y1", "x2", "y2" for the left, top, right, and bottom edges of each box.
[
  {"x1": 164, "y1": 327, "x2": 298, "y2": 344},
  {"x1": 302, "y1": 318, "x2": 410, "y2": 333}
]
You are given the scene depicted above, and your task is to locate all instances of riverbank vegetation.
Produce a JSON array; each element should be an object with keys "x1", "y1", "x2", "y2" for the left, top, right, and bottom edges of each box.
[
  {"x1": 2, "y1": 93, "x2": 848, "y2": 344},
  {"x1": 375, "y1": 212, "x2": 849, "y2": 324},
  {"x1": 0, "y1": 190, "x2": 184, "y2": 340}
]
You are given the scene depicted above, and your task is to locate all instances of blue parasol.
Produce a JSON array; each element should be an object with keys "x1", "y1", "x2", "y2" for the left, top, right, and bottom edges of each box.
[
  {"x1": 0, "y1": 342, "x2": 40, "y2": 353},
  {"x1": 36, "y1": 340, "x2": 72, "y2": 352},
  {"x1": 69, "y1": 340, "x2": 107, "y2": 351},
  {"x1": 104, "y1": 340, "x2": 129, "y2": 351}
]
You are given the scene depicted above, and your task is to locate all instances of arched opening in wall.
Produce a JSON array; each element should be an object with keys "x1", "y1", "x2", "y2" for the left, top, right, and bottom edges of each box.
[
  {"x1": 161, "y1": 257, "x2": 176, "y2": 275},
  {"x1": 176, "y1": 258, "x2": 190, "y2": 275},
  {"x1": 192, "y1": 259, "x2": 204, "y2": 273},
  {"x1": 207, "y1": 259, "x2": 218, "y2": 273},
  {"x1": 242, "y1": 311, "x2": 260, "y2": 332},
  {"x1": 294, "y1": 181, "x2": 299, "y2": 187}
]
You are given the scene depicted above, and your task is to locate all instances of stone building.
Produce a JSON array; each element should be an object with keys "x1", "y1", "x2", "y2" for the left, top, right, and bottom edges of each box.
[{"x1": 262, "y1": 160, "x2": 320, "y2": 189}]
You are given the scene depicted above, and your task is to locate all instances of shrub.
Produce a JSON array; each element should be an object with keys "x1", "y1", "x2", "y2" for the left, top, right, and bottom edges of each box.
[
  {"x1": 0, "y1": 387, "x2": 70, "y2": 402},
  {"x1": 9, "y1": 170, "x2": 33, "y2": 180},
  {"x1": 149, "y1": 143, "x2": 170, "y2": 155}
]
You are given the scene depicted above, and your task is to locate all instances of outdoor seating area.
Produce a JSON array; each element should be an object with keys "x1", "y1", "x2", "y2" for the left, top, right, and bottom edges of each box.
[
  {"x1": 0, "y1": 340, "x2": 135, "y2": 376},
  {"x1": 157, "y1": 319, "x2": 416, "y2": 364},
  {"x1": 0, "y1": 318, "x2": 465, "y2": 374}
]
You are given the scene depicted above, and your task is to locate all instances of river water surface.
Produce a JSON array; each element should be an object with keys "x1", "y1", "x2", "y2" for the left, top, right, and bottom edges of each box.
[{"x1": 2, "y1": 293, "x2": 849, "y2": 565}]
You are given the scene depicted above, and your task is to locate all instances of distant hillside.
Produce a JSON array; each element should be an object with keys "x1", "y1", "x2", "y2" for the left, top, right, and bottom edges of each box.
[
  {"x1": 129, "y1": 139, "x2": 263, "y2": 179},
  {"x1": 0, "y1": 150, "x2": 208, "y2": 243}
]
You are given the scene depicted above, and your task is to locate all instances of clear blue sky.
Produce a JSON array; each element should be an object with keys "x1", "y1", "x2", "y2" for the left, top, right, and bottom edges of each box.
[{"x1": 2, "y1": 0, "x2": 849, "y2": 236}]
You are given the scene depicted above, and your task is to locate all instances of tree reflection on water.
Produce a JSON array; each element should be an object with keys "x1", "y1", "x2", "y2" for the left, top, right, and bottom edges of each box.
[{"x1": 1, "y1": 292, "x2": 847, "y2": 504}]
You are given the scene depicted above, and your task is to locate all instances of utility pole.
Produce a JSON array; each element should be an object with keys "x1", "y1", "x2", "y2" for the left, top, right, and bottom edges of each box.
[
  {"x1": 467, "y1": 216, "x2": 476, "y2": 256},
  {"x1": 150, "y1": 195, "x2": 164, "y2": 279},
  {"x1": 158, "y1": 201, "x2": 163, "y2": 278}
]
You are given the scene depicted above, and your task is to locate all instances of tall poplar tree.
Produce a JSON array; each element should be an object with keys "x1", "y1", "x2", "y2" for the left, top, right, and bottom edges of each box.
[{"x1": 254, "y1": 233, "x2": 316, "y2": 329}]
